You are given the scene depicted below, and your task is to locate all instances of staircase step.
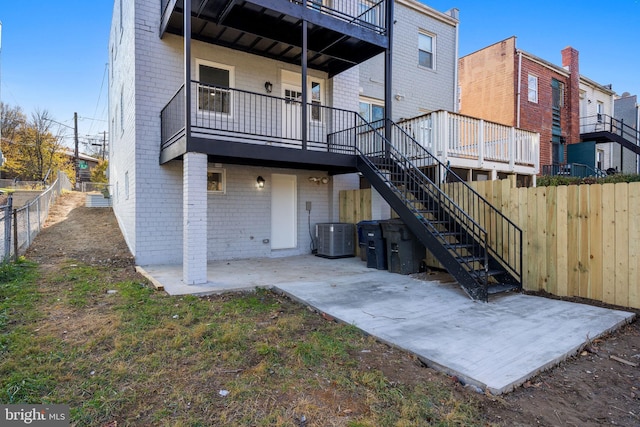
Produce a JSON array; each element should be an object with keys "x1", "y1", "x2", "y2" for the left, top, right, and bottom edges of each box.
[
  {"x1": 456, "y1": 255, "x2": 484, "y2": 264},
  {"x1": 469, "y1": 269, "x2": 506, "y2": 278},
  {"x1": 487, "y1": 283, "x2": 521, "y2": 295}
]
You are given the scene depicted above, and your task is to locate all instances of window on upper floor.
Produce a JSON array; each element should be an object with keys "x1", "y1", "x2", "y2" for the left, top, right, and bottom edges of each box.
[
  {"x1": 197, "y1": 60, "x2": 234, "y2": 115},
  {"x1": 359, "y1": 0, "x2": 380, "y2": 28},
  {"x1": 310, "y1": 80, "x2": 323, "y2": 122},
  {"x1": 552, "y1": 80, "x2": 565, "y2": 108},
  {"x1": 120, "y1": 88, "x2": 124, "y2": 134},
  {"x1": 119, "y1": 0, "x2": 123, "y2": 38},
  {"x1": 597, "y1": 101, "x2": 604, "y2": 123},
  {"x1": 418, "y1": 32, "x2": 435, "y2": 69},
  {"x1": 359, "y1": 98, "x2": 384, "y2": 123},
  {"x1": 528, "y1": 74, "x2": 538, "y2": 103}
]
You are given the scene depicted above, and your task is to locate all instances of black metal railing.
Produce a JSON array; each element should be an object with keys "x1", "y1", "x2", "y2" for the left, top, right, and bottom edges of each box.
[
  {"x1": 161, "y1": 0, "x2": 387, "y2": 35},
  {"x1": 297, "y1": 0, "x2": 387, "y2": 34},
  {"x1": 160, "y1": 84, "x2": 186, "y2": 150},
  {"x1": 343, "y1": 119, "x2": 523, "y2": 285},
  {"x1": 542, "y1": 163, "x2": 607, "y2": 178},
  {"x1": 161, "y1": 81, "x2": 363, "y2": 153},
  {"x1": 581, "y1": 114, "x2": 640, "y2": 145}
]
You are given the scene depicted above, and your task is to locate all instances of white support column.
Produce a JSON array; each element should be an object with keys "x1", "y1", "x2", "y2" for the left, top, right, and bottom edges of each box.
[
  {"x1": 509, "y1": 127, "x2": 516, "y2": 171},
  {"x1": 183, "y1": 152, "x2": 208, "y2": 285},
  {"x1": 478, "y1": 119, "x2": 485, "y2": 168}
]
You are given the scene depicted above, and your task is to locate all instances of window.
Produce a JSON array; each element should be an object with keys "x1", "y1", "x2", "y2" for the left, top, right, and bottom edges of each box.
[
  {"x1": 552, "y1": 81, "x2": 565, "y2": 108},
  {"x1": 528, "y1": 75, "x2": 538, "y2": 103},
  {"x1": 359, "y1": 0, "x2": 379, "y2": 27},
  {"x1": 119, "y1": 0, "x2": 123, "y2": 37},
  {"x1": 418, "y1": 32, "x2": 434, "y2": 69},
  {"x1": 311, "y1": 81, "x2": 322, "y2": 121},
  {"x1": 120, "y1": 88, "x2": 124, "y2": 133},
  {"x1": 596, "y1": 149, "x2": 604, "y2": 170},
  {"x1": 124, "y1": 171, "x2": 129, "y2": 200},
  {"x1": 597, "y1": 101, "x2": 604, "y2": 123},
  {"x1": 359, "y1": 98, "x2": 384, "y2": 122},
  {"x1": 207, "y1": 168, "x2": 225, "y2": 194},
  {"x1": 197, "y1": 60, "x2": 234, "y2": 114}
]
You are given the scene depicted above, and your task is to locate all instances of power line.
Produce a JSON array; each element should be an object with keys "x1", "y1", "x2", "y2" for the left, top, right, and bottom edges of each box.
[{"x1": 88, "y1": 62, "x2": 109, "y2": 135}]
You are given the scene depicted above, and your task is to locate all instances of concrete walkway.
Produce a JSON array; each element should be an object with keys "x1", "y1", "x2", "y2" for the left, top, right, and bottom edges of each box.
[{"x1": 137, "y1": 255, "x2": 635, "y2": 395}]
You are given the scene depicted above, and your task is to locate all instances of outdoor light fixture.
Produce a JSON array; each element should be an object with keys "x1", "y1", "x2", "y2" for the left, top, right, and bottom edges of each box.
[
  {"x1": 264, "y1": 81, "x2": 273, "y2": 93},
  {"x1": 308, "y1": 176, "x2": 329, "y2": 184},
  {"x1": 257, "y1": 176, "x2": 265, "y2": 188}
]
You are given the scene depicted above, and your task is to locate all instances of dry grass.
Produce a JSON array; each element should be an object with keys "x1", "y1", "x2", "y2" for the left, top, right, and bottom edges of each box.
[{"x1": 0, "y1": 259, "x2": 489, "y2": 426}]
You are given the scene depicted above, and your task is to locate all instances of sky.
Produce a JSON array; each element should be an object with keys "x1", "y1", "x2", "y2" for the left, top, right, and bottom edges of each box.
[{"x1": 0, "y1": 1, "x2": 638, "y2": 153}]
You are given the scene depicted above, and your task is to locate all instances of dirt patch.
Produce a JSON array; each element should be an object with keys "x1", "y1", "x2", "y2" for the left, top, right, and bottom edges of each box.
[{"x1": 24, "y1": 191, "x2": 640, "y2": 425}]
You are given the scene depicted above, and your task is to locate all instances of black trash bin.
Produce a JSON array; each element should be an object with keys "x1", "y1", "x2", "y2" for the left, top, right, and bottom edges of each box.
[
  {"x1": 381, "y1": 219, "x2": 425, "y2": 275},
  {"x1": 357, "y1": 221, "x2": 387, "y2": 270}
]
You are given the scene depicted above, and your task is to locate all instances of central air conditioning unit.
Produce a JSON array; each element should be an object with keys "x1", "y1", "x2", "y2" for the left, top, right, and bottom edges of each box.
[{"x1": 315, "y1": 223, "x2": 355, "y2": 258}]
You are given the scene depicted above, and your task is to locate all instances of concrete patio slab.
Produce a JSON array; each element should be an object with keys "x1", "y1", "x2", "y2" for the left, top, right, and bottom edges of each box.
[{"x1": 137, "y1": 255, "x2": 635, "y2": 394}]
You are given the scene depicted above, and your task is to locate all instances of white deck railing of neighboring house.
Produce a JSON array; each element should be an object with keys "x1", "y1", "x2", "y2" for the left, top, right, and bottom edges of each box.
[{"x1": 398, "y1": 111, "x2": 540, "y2": 176}]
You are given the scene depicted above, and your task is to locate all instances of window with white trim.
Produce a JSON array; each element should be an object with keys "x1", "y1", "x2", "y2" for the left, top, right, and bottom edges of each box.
[
  {"x1": 359, "y1": 98, "x2": 384, "y2": 122},
  {"x1": 207, "y1": 167, "x2": 226, "y2": 194},
  {"x1": 311, "y1": 80, "x2": 322, "y2": 121},
  {"x1": 196, "y1": 60, "x2": 234, "y2": 115},
  {"x1": 597, "y1": 101, "x2": 604, "y2": 123},
  {"x1": 418, "y1": 32, "x2": 435, "y2": 69},
  {"x1": 528, "y1": 74, "x2": 538, "y2": 103}
]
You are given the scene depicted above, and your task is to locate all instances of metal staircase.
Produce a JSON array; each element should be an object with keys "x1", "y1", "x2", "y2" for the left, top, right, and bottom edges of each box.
[{"x1": 352, "y1": 119, "x2": 522, "y2": 301}]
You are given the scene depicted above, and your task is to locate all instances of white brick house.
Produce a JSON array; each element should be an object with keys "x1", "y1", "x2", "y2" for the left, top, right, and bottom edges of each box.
[{"x1": 107, "y1": 0, "x2": 462, "y2": 284}]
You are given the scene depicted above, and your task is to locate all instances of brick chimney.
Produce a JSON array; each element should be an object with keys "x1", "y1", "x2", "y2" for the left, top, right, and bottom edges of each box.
[{"x1": 561, "y1": 47, "x2": 580, "y2": 144}]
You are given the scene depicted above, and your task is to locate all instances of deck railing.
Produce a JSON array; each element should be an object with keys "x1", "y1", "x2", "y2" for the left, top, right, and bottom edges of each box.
[
  {"x1": 161, "y1": 0, "x2": 387, "y2": 35},
  {"x1": 580, "y1": 114, "x2": 640, "y2": 145},
  {"x1": 398, "y1": 111, "x2": 539, "y2": 171},
  {"x1": 161, "y1": 81, "x2": 362, "y2": 153}
]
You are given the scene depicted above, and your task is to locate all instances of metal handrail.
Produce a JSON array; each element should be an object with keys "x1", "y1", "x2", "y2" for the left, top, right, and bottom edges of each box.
[
  {"x1": 581, "y1": 114, "x2": 640, "y2": 144},
  {"x1": 542, "y1": 162, "x2": 607, "y2": 178},
  {"x1": 349, "y1": 118, "x2": 522, "y2": 282}
]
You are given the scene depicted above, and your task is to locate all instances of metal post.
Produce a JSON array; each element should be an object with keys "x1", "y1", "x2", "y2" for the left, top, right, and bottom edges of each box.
[
  {"x1": 184, "y1": 0, "x2": 192, "y2": 148},
  {"x1": 301, "y1": 19, "x2": 308, "y2": 150},
  {"x1": 3, "y1": 195, "x2": 11, "y2": 262},
  {"x1": 74, "y1": 112, "x2": 79, "y2": 188},
  {"x1": 13, "y1": 208, "x2": 17, "y2": 261},
  {"x1": 383, "y1": 0, "x2": 394, "y2": 149}
]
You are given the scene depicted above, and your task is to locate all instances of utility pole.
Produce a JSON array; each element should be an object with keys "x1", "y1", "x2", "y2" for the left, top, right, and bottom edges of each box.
[
  {"x1": 74, "y1": 112, "x2": 79, "y2": 188},
  {"x1": 102, "y1": 130, "x2": 106, "y2": 160}
]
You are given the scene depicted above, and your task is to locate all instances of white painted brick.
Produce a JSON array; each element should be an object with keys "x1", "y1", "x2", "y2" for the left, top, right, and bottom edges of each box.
[{"x1": 109, "y1": 0, "x2": 457, "y2": 265}]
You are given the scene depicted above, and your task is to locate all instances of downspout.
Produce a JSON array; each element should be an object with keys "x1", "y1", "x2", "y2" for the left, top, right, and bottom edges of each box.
[
  {"x1": 453, "y1": 17, "x2": 459, "y2": 112},
  {"x1": 516, "y1": 50, "x2": 522, "y2": 128}
]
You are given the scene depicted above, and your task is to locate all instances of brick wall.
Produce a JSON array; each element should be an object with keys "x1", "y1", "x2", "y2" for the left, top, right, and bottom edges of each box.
[
  {"x1": 109, "y1": 0, "x2": 363, "y2": 265},
  {"x1": 458, "y1": 37, "x2": 516, "y2": 126},
  {"x1": 519, "y1": 55, "x2": 573, "y2": 168}
]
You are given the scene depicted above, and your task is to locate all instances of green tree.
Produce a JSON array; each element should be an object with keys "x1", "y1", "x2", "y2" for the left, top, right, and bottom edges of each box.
[
  {"x1": 90, "y1": 160, "x2": 108, "y2": 183},
  {"x1": 1, "y1": 109, "x2": 74, "y2": 184}
]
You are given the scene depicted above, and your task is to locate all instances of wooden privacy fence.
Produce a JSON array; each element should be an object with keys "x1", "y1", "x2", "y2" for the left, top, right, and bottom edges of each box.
[{"x1": 339, "y1": 180, "x2": 640, "y2": 309}]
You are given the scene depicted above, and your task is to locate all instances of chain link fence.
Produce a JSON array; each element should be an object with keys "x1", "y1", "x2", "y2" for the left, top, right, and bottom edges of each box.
[{"x1": 1, "y1": 172, "x2": 73, "y2": 262}]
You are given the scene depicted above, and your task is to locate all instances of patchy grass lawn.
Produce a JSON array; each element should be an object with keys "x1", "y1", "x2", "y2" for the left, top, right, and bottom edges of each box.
[{"x1": 0, "y1": 259, "x2": 489, "y2": 426}]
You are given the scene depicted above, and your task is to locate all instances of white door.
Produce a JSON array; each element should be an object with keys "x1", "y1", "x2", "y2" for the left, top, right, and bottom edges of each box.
[
  {"x1": 271, "y1": 174, "x2": 297, "y2": 249},
  {"x1": 282, "y1": 84, "x2": 302, "y2": 141}
]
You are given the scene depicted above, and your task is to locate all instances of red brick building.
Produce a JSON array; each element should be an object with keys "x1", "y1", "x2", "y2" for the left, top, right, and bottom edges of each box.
[{"x1": 458, "y1": 37, "x2": 581, "y2": 169}]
